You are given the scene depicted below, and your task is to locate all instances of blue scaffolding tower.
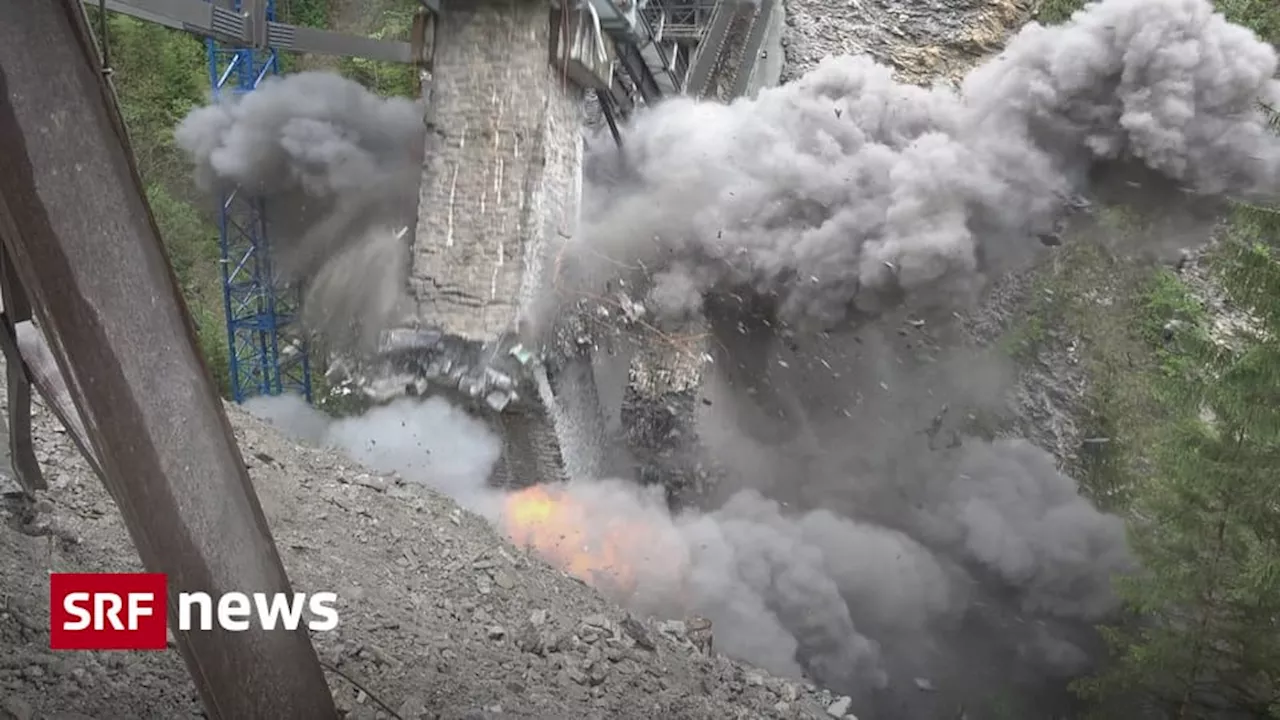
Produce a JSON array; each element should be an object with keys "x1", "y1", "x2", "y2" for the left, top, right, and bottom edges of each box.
[{"x1": 205, "y1": 0, "x2": 312, "y2": 403}]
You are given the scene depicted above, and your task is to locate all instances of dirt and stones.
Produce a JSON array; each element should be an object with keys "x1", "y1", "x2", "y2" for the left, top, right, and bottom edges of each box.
[
  {"x1": 0, "y1": 361, "x2": 855, "y2": 720},
  {"x1": 781, "y1": 0, "x2": 1029, "y2": 83}
]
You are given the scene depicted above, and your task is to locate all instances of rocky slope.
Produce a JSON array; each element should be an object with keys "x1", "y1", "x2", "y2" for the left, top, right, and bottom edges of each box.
[
  {"x1": 781, "y1": 0, "x2": 1028, "y2": 82},
  {"x1": 0, "y1": 361, "x2": 858, "y2": 720}
]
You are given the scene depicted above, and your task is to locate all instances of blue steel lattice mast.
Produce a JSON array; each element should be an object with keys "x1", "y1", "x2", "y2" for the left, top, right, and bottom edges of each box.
[{"x1": 206, "y1": 0, "x2": 312, "y2": 403}]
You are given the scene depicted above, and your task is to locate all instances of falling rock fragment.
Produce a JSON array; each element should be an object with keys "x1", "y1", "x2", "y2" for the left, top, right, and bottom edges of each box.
[
  {"x1": 515, "y1": 611, "x2": 558, "y2": 656},
  {"x1": 565, "y1": 666, "x2": 590, "y2": 686},
  {"x1": 580, "y1": 613, "x2": 611, "y2": 629},
  {"x1": 514, "y1": 625, "x2": 547, "y2": 655},
  {"x1": 795, "y1": 698, "x2": 835, "y2": 719},
  {"x1": 2, "y1": 697, "x2": 35, "y2": 720},
  {"x1": 396, "y1": 695, "x2": 429, "y2": 720},
  {"x1": 686, "y1": 615, "x2": 713, "y2": 655},
  {"x1": 620, "y1": 615, "x2": 654, "y2": 650},
  {"x1": 826, "y1": 696, "x2": 852, "y2": 717},
  {"x1": 657, "y1": 619, "x2": 686, "y2": 637},
  {"x1": 587, "y1": 661, "x2": 609, "y2": 686},
  {"x1": 492, "y1": 568, "x2": 516, "y2": 590}
]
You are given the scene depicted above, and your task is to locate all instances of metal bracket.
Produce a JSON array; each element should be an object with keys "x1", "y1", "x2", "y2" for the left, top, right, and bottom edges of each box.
[
  {"x1": 242, "y1": 0, "x2": 268, "y2": 49},
  {"x1": 83, "y1": 0, "x2": 421, "y2": 64}
]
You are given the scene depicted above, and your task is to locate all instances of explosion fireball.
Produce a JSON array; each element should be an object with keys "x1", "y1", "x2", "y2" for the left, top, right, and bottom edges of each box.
[{"x1": 500, "y1": 483, "x2": 689, "y2": 603}]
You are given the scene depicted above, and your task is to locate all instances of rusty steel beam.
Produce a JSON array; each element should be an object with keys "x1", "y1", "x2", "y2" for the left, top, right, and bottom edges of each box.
[{"x1": 0, "y1": 2, "x2": 338, "y2": 718}]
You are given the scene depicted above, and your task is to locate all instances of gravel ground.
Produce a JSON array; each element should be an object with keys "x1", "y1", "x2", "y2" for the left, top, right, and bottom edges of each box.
[
  {"x1": 781, "y1": 0, "x2": 1029, "y2": 82},
  {"x1": 0, "y1": 363, "x2": 858, "y2": 720}
]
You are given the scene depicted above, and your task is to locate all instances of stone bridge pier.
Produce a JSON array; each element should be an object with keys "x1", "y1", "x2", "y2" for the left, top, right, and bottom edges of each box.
[
  {"x1": 361, "y1": 0, "x2": 724, "y2": 495},
  {"x1": 397, "y1": 0, "x2": 607, "y2": 487}
]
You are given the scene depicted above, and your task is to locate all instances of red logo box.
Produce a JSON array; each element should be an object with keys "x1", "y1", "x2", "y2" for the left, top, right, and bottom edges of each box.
[{"x1": 49, "y1": 573, "x2": 168, "y2": 650}]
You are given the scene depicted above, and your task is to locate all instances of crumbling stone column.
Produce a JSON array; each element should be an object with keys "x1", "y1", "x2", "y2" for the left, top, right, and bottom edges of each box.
[
  {"x1": 402, "y1": 0, "x2": 605, "y2": 487},
  {"x1": 621, "y1": 318, "x2": 713, "y2": 504}
]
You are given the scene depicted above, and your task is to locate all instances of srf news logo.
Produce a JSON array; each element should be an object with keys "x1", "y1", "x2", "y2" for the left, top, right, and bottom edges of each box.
[{"x1": 49, "y1": 573, "x2": 339, "y2": 650}]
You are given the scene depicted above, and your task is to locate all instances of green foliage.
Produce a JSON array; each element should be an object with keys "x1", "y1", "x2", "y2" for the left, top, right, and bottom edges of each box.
[
  {"x1": 335, "y1": 3, "x2": 419, "y2": 98},
  {"x1": 143, "y1": 183, "x2": 231, "y2": 391},
  {"x1": 1084, "y1": 318, "x2": 1280, "y2": 715},
  {"x1": 1215, "y1": 0, "x2": 1280, "y2": 44},
  {"x1": 278, "y1": 0, "x2": 330, "y2": 29},
  {"x1": 1034, "y1": 0, "x2": 1280, "y2": 38},
  {"x1": 1013, "y1": 5, "x2": 1280, "y2": 714},
  {"x1": 1080, "y1": 101, "x2": 1280, "y2": 716},
  {"x1": 92, "y1": 0, "x2": 422, "y2": 404},
  {"x1": 101, "y1": 15, "x2": 207, "y2": 181},
  {"x1": 1001, "y1": 231, "x2": 1170, "y2": 509},
  {"x1": 999, "y1": 311, "x2": 1046, "y2": 360},
  {"x1": 276, "y1": 0, "x2": 330, "y2": 73},
  {"x1": 91, "y1": 13, "x2": 233, "y2": 397},
  {"x1": 1136, "y1": 270, "x2": 1213, "y2": 413},
  {"x1": 1033, "y1": 0, "x2": 1090, "y2": 25}
]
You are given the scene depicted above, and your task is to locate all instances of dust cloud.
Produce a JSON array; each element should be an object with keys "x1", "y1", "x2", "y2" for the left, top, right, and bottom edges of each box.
[
  {"x1": 243, "y1": 394, "x2": 504, "y2": 515},
  {"x1": 213, "y1": 0, "x2": 1280, "y2": 714},
  {"x1": 175, "y1": 71, "x2": 424, "y2": 352},
  {"x1": 250, "y1": 389, "x2": 1127, "y2": 714},
  {"x1": 551, "y1": 0, "x2": 1277, "y2": 707},
  {"x1": 566, "y1": 0, "x2": 1280, "y2": 332}
]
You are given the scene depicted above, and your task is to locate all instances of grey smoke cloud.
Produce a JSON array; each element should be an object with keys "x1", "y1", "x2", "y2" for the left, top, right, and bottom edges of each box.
[
  {"x1": 245, "y1": 394, "x2": 503, "y2": 514},
  {"x1": 553, "y1": 0, "x2": 1273, "y2": 709},
  {"x1": 203, "y1": 0, "x2": 1279, "y2": 713},
  {"x1": 175, "y1": 71, "x2": 425, "y2": 351},
  {"x1": 248, "y1": 389, "x2": 1127, "y2": 713},
  {"x1": 565, "y1": 0, "x2": 1280, "y2": 333}
]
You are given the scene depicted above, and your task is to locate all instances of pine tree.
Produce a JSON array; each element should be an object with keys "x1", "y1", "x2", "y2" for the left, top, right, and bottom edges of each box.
[{"x1": 1080, "y1": 105, "x2": 1280, "y2": 718}]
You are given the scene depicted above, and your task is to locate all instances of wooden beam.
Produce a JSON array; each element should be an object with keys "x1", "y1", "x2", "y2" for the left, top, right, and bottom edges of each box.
[{"x1": 0, "y1": 2, "x2": 338, "y2": 717}]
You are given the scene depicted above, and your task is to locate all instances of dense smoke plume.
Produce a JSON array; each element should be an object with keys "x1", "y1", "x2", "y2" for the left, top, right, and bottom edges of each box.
[
  {"x1": 175, "y1": 72, "x2": 424, "y2": 351},
  {"x1": 567, "y1": 0, "x2": 1280, "y2": 332},
  {"x1": 250, "y1": 388, "x2": 1128, "y2": 716},
  {"x1": 208, "y1": 0, "x2": 1280, "y2": 715}
]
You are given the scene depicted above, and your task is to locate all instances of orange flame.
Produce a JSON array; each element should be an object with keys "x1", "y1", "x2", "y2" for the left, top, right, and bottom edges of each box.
[{"x1": 501, "y1": 484, "x2": 678, "y2": 597}]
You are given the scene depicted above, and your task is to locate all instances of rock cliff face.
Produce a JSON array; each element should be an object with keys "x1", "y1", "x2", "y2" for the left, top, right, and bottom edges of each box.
[{"x1": 781, "y1": 0, "x2": 1027, "y2": 83}]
